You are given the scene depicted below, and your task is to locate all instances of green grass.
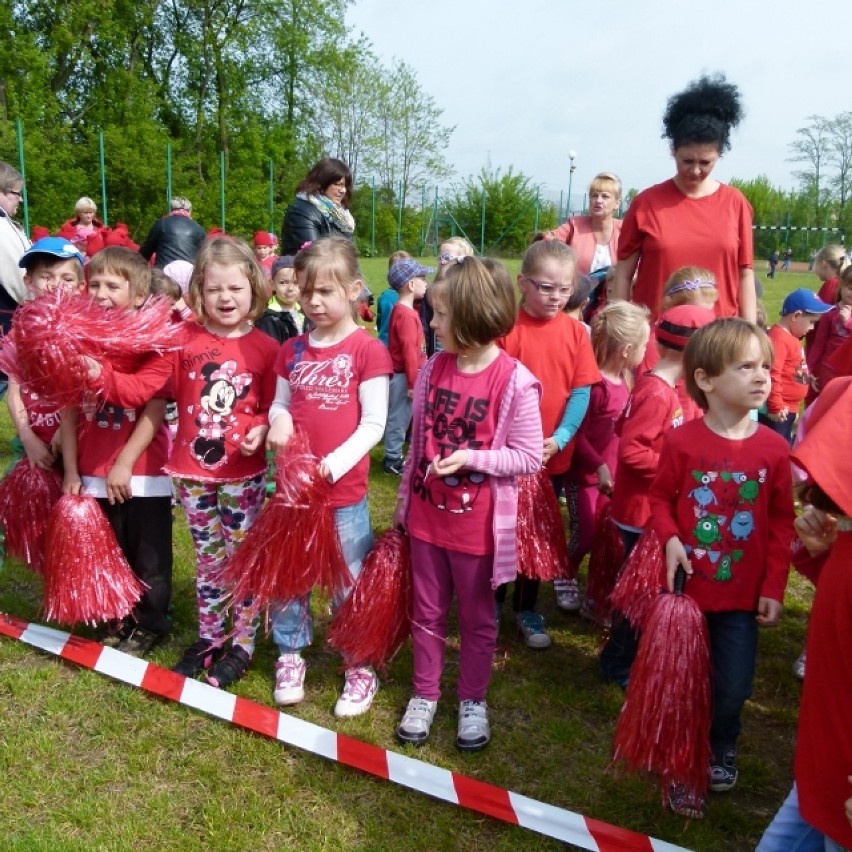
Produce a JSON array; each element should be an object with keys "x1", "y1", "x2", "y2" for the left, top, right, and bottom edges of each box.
[{"x1": 0, "y1": 265, "x2": 822, "y2": 851}]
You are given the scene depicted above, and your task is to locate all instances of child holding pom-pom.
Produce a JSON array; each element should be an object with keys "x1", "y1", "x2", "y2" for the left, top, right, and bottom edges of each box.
[
  {"x1": 394, "y1": 257, "x2": 543, "y2": 751},
  {"x1": 265, "y1": 238, "x2": 392, "y2": 718},
  {"x1": 87, "y1": 237, "x2": 279, "y2": 686},
  {"x1": 61, "y1": 247, "x2": 174, "y2": 656}
]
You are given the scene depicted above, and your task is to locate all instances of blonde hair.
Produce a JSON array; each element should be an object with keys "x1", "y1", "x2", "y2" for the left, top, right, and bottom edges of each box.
[
  {"x1": 591, "y1": 301, "x2": 650, "y2": 375},
  {"x1": 187, "y1": 236, "x2": 268, "y2": 323},
  {"x1": 388, "y1": 250, "x2": 411, "y2": 269},
  {"x1": 87, "y1": 247, "x2": 151, "y2": 302},
  {"x1": 684, "y1": 318, "x2": 773, "y2": 410},
  {"x1": 435, "y1": 237, "x2": 475, "y2": 282},
  {"x1": 588, "y1": 172, "x2": 622, "y2": 202},
  {"x1": 430, "y1": 256, "x2": 516, "y2": 350},
  {"x1": 816, "y1": 244, "x2": 850, "y2": 284},
  {"x1": 75, "y1": 196, "x2": 97, "y2": 215},
  {"x1": 293, "y1": 236, "x2": 362, "y2": 311},
  {"x1": 661, "y1": 266, "x2": 718, "y2": 310}
]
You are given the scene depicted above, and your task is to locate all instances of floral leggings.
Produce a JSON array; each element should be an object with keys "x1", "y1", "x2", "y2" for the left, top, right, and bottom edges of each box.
[{"x1": 176, "y1": 474, "x2": 266, "y2": 655}]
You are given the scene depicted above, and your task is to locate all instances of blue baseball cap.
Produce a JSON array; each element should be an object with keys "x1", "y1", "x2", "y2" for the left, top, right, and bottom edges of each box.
[
  {"x1": 388, "y1": 259, "x2": 434, "y2": 290},
  {"x1": 780, "y1": 288, "x2": 832, "y2": 316},
  {"x1": 19, "y1": 237, "x2": 85, "y2": 269}
]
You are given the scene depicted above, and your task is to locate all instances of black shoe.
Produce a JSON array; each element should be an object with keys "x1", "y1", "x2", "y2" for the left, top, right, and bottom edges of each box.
[
  {"x1": 99, "y1": 619, "x2": 132, "y2": 648},
  {"x1": 382, "y1": 458, "x2": 404, "y2": 476},
  {"x1": 172, "y1": 639, "x2": 223, "y2": 678},
  {"x1": 117, "y1": 627, "x2": 165, "y2": 657},
  {"x1": 205, "y1": 645, "x2": 252, "y2": 689}
]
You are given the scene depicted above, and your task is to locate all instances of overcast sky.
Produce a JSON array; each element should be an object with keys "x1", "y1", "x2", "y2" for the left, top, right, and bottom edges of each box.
[{"x1": 346, "y1": 0, "x2": 847, "y2": 210}]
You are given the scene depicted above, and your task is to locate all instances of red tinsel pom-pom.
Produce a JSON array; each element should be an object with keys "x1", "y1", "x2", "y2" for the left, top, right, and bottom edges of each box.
[
  {"x1": 0, "y1": 289, "x2": 185, "y2": 409},
  {"x1": 516, "y1": 469, "x2": 569, "y2": 581},
  {"x1": 608, "y1": 528, "x2": 665, "y2": 631},
  {"x1": 581, "y1": 501, "x2": 623, "y2": 627},
  {"x1": 225, "y1": 432, "x2": 349, "y2": 609},
  {"x1": 42, "y1": 494, "x2": 145, "y2": 626},
  {"x1": 327, "y1": 529, "x2": 411, "y2": 670},
  {"x1": 0, "y1": 461, "x2": 63, "y2": 574},
  {"x1": 611, "y1": 590, "x2": 712, "y2": 806}
]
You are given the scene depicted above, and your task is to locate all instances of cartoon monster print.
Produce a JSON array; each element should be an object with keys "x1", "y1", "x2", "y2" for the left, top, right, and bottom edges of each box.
[
  {"x1": 730, "y1": 510, "x2": 755, "y2": 542},
  {"x1": 427, "y1": 470, "x2": 486, "y2": 514},
  {"x1": 693, "y1": 515, "x2": 725, "y2": 546},
  {"x1": 733, "y1": 469, "x2": 765, "y2": 505},
  {"x1": 191, "y1": 360, "x2": 252, "y2": 470},
  {"x1": 689, "y1": 471, "x2": 719, "y2": 516}
]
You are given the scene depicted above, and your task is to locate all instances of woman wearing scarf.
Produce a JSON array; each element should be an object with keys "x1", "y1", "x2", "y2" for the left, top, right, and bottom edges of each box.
[{"x1": 280, "y1": 158, "x2": 355, "y2": 255}]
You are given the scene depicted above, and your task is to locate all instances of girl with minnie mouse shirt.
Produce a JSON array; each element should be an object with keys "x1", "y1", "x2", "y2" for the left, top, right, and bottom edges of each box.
[{"x1": 92, "y1": 236, "x2": 279, "y2": 689}]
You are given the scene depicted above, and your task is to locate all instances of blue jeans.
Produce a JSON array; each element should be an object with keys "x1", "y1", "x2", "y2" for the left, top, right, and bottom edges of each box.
[
  {"x1": 757, "y1": 784, "x2": 846, "y2": 852},
  {"x1": 271, "y1": 497, "x2": 373, "y2": 654},
  {"x1": 706, "y1": 609, "x2": 758, "y2": 757},
  {"x1": 383, "y1": 372, "x2": 412, "y2": 464},
  {"x1": 758, "y1": 410, "x2": 797, "y2": 446}
]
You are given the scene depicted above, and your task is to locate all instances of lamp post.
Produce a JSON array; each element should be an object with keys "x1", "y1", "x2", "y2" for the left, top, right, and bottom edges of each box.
[{"x1": 566, "y1": 150, "x2": 577, "y2": 221}]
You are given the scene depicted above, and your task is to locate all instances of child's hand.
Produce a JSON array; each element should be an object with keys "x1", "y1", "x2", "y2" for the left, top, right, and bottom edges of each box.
[
  {"x1": 240, "y1": 424, "x2": 268, "y2": 456},
  {"x1": 596, "y1": 463, "x2": 613, "y2": 495},
  {"x1": 430, "y1": 451, "x2": 469, "y2": 477},
  {"x1": 21, "y1": 433, "x2": 55, "y2": 470},
  {"x1": 267, "y1": 412, "x2": 294, "y2": 453},
  {"x1": 664, "y1": 536, "x2": 691, "y2": 592},
  {"x1": 542, "y1": 438, "x2": 559, "y2": 464},
  {"x1": 767, "y1": 407, "x2": 789, "y2": 422},
  {"x1": 83, "y1": 355, "x2": 102, "y2": 381},
  {"x1": 62, "y1": 474, "x2": 82, "y2": 496},
  {"x1": 106, "y1": 461, "x2": 133, "y2": 505},
  {"x1": 756, "y1": 596, "x2": 782, "y2": 626},
  {"x1": 795, "y1": 505, "x2": 837, "y2": 556}
]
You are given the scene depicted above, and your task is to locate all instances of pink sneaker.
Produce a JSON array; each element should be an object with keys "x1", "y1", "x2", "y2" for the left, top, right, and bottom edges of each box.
[
  {"x1": 334, "y1": 666, "x2": 379, "y2": 718},
  {"x1": 273, "y1": 653, "x2": 306, "y2": 706}
]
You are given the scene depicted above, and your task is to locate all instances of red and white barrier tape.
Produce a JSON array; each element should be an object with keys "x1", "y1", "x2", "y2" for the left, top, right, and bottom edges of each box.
[{"x1": 0, "y1": 613, "x2": 689, "y2": 852}]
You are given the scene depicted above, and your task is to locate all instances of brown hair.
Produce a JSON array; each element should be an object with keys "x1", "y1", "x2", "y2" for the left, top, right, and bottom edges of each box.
[
  {"x1": 187, "y1": 236, "x2": 268, "y2": 323},
  {"x1": 388, "y1": 250, "x2": 411, "y2": 269},
  {"x1": 431, "y1": 256, "x2": 516, "y2": 350},
  {"x1": 296, "y1": 158, "x2": 353, "y2": 207},
  {"x1": 293, "y1": 237, "x2": 362, "y2": 301},
  {"x1": 87, "y1": 247, "x2": 152, "y2": 302},
  {"x1": 150, "y1": 269, "x2": 182, "y2": 302},
  {"x1": 684, "y1": 318, "x2": 773, "y2": 410}
]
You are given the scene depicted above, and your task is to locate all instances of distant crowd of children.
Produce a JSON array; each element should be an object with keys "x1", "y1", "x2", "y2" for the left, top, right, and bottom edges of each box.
[{"x1": 6, "y1": 216, "x2": 852, "y2": 844}]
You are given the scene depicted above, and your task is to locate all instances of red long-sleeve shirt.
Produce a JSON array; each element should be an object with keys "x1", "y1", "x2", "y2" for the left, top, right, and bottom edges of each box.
[
  {"x1": 767, "y1": 324, "x2": 810, "y2": 413},
  {"x1": 388, "y1": 302, "x2": 425, "y2": 389}
]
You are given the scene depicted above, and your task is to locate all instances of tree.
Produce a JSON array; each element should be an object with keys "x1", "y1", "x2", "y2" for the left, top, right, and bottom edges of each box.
[
  {"x1": 828, "y1": 112, "x2": 852, "y2": 211},
  {"x1": 788, "y1": 114, "x2": 833, "y2": 219}
]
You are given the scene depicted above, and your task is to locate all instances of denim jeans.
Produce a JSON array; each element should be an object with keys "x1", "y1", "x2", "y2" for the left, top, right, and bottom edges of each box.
[
  {"x1": 758, "y1": 410, "x2": 797, "y2": 446},
  {"x1": 271, "y1": 496, "x2": 373, "y2": 654},
  {"x1": 757, "y1": 784, "x2": 847, "y2": 852},
  {"x1": 706, "y1": 609, "x2": 758, "y2": 757},
  {"x1": 383, "y1": 372, "x2": 412, "y2": 464}
]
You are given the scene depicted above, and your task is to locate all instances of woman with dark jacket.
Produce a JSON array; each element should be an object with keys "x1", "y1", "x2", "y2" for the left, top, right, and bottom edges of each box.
[{"x1": 280, "y1": 158, "x2": 355, "y2": 254}]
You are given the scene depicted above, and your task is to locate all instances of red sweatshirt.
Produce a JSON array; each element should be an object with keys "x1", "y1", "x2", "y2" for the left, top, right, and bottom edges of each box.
[
  {"x1": 649, "y1": 419, "x2": 795, "y2": 611},
  {"x1": 767, "y1": 324, "x2": 810, "y2": 413},
  {"x1": 388, "y1": 302, "x2": 426, "y2": 389}
]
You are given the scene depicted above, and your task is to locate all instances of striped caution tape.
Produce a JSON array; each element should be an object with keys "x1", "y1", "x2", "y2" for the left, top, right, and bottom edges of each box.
[{"x1": 0, "y1": 613, "x2": 689, "y2": 852}]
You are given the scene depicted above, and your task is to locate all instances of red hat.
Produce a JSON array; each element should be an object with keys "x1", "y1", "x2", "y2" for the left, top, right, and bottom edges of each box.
[
  {"x1": 207, "y1": 227, "x2": 224, "y2": 237},
  {"x1": 791, "y1": 377, "x2": 852, "y2": 517},
  {"x1": 31, "y1": 225, "x2": 51, "y2": 241},
  {"x1": 656, "y1": 305, "x2": 716, "y2": 351},
  {"x1": 254, "y1": 230, "x2": 275, "y2": 247}
]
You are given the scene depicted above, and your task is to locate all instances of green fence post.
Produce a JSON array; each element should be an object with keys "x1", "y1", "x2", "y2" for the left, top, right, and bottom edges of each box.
[
  {"x1": 480, "y1": 191, "x2": 486, "y2": 255},
  {"x1": 166, "y1": 142, "x2": 172, "y2": 208},
  {"x1": 268, "y1": 159, "x2": 275, "y2": 234},
  {"x1": 99, "y1": 131, "x2": 108, "y2": 226},
  {"x1": 15, "y1": 119, "x2": 29, "y2": 236},
  {"x1": 433, "y1": 188, "x2": 439, "y2": 254},
  {"x1": 396, "y1": 181, "x2": 403, "y2": 250},
  {"x1": 371, "y1": 178, "x2": 376, "y2": 254},
  {"x1": 533, "y1": 188, "x2": 540, "y2": 233},
  {"x1": 220, "y1": 150, "x2": 226, "y2": 231}
]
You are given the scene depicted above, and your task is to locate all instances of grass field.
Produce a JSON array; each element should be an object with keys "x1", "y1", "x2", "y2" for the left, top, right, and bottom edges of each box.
[{"x1": 0, "y1": 266, "x2": 820, "y2": 851}]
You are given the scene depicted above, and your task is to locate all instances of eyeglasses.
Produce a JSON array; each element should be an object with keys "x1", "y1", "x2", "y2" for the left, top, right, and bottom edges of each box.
[
  {"x1": 6, "y1": 189, "x2": 22, "y2": 199},
  {"x1": 522, "y1": 276, "x2": 572, "y2": 298},
  {"x1": 437, "y1": 253, "x2": 457, "y2": 264}
]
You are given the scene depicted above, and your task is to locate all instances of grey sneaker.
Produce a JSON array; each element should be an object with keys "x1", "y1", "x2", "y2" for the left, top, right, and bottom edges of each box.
[
  {"x1": 516, "y1": 610, "x2": 552, "y2": 649},
  {"x1": 397, "y1": 696, "x2": 438, "y2": 746},
  {"x1": 554, "y1": 578, "x2": 581, "y2": 612},
  {"x1": 456, "y1": 700, "x2": 490, "y2": 752},
  {"x1": 710, "y1": 748, "x2": 738, "y2": 792}
]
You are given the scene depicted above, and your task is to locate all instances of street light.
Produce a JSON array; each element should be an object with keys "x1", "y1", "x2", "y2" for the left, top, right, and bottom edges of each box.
[{"x1": 566, "y1": 150, "x2": 577, "y2": 221}]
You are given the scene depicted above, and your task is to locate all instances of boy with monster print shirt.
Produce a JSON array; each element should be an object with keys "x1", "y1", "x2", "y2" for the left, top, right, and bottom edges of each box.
[{"x1": 648, "y1": 318, "x2": 795, "y2": 816}]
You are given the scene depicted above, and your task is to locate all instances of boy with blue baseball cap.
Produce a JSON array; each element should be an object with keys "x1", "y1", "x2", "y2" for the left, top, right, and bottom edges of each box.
[
  {"x1": 18, "y1": 236, "x2": 85, "y2": 297},
  {"x1": 758, "y1": 288, "x2": 832, "y2": 444}
]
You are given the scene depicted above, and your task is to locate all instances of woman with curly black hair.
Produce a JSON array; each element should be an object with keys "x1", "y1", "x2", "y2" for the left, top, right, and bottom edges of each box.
[{"x1": 613, "y1": 75, "x2": 755, "y2": 323}]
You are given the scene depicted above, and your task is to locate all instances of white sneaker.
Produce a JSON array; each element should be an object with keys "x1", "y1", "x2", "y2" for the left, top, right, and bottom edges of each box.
[
  {"x1": 334, "y1": 666, "x2": 379, "y2": 718},
  {"x1": 456, "y1": 700, "x2": 490, "y2": 751},
  {"x1": 554, "y1": 578, "x2": 581, "y2": 612},
  {"x1": 396, "y1": 696, "x2": 438, "y2": 746},
  {"x1": 273, "y1": 653, "x2": 306, "y2": 706}
]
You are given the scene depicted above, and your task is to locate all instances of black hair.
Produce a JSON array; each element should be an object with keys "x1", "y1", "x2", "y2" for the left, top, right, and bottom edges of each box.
[
  {"x1": 295, "y1": 158, "x2": 353, "y2": 207},
  {"x1": 662, "y1": 74, "x2": 743, "y2": 152}
]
